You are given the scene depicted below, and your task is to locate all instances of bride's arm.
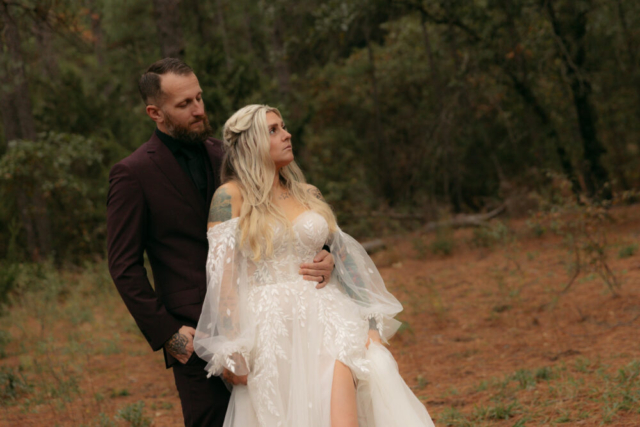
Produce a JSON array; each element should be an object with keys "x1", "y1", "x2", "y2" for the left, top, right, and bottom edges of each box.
[
  {"x1": 194, "y1": 182, "x2": 251, "y2": 382},
  {"x1": 329, "y1": 229, "x2": 404, "y2": 344}
]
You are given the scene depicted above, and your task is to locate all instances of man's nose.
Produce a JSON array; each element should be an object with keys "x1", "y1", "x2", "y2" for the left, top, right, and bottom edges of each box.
[{"x1": 193, "y1": 101, "x2": 205, "y2": 117}]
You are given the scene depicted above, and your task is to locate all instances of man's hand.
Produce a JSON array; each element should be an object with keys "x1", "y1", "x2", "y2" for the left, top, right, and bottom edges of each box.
[
  {"x1": 222, "y1": 368, "x2": 248, "y2": 385},
  {"x1": 299, "y1": 250, "x2": 334, "y2": 289},
  {"x1": 164, "y1": 325, "x2": 196, "y2": 364}
]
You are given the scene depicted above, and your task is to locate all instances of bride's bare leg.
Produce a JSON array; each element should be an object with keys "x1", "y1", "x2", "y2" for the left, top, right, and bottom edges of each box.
[{"x1": 331, "y1": 360, "x2": 358, "y2": 427}]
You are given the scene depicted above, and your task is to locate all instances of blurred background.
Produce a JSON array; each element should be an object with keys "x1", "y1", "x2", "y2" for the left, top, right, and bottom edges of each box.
[
  {"x1": 1, "y1": 1, "x2": 640, "y2": 426},
  {"x1": 1, "y1": 0, "x2": 639, "y2": 262}
]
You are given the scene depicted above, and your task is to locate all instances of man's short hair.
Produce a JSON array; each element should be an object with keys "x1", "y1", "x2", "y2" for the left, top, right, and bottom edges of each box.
[{"x1": 138, "y1": 58, "x2": 194, "y2": 105}]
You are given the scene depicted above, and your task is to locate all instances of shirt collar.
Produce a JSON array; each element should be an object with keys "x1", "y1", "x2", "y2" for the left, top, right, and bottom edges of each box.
[{"x1": 155, "y1": 128, "x2": 183, "y2": 155}]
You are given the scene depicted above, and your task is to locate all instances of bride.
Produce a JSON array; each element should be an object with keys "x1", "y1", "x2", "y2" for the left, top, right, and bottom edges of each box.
[{"x1": 194, "y1": 105, "x2": 435, "y2": 427}]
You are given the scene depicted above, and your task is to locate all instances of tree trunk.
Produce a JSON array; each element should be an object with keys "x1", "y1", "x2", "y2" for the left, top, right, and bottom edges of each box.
[
  {"x1": 0, "y1": 2, "x2": 37, "y2": 142},
  {"x1": 87, "y1": 0, "x2": 105, "y2": 66},
  {"x1": 152, "y1": 0, "x2": 185, "y2": 59},
  {"x1": 545, "y1": 1, "x2": 610, "y2": 198},
  {"x1": 270, "y1": 13, "x2": 291, "y2": 97},
  {"x1": 508, "y1": 71, "x2": 580, "y2": 194},
  {"x1": 0, "y1": 1, "x2": 52, "y2": 259},
  {"x1": 33, "y1": 4, "x2": 58, "y2": 79},
  {"x1": 615, "y1": 0, "x2": 640, "y2": 123},
  {"x1": 364, "y1": 21, "x2": 393, "y2": 203},
  {"x1": 215, "y1": 0, "x2": 232, "y2": 71}
]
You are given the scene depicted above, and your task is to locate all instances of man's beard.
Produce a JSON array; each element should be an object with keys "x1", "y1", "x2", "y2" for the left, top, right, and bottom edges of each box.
[{"x1": 164, "y1": 112, "x2": 213, "y2": 144}]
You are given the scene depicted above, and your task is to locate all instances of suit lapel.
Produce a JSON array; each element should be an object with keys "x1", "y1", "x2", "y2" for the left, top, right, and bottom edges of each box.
[{"x1": 147, "y1": 134, "x2": 207, "y2": 219}]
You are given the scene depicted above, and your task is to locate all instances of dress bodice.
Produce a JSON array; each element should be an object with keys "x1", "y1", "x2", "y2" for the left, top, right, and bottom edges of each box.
[{"x1": 245, "y1": 210, "x2": 329, "y2": 287}]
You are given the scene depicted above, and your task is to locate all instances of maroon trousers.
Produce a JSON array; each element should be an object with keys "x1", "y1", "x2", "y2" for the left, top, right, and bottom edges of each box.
[{"x1": 172, "y1": 354, "x2": 231, "y2": 427}]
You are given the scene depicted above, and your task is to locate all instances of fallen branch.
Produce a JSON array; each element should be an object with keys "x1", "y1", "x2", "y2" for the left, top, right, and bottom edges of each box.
[
  {"x1": 361, "y1": 239, "x2": 386, "y2": 253},
  {"x1": 420, "y1": 204, "x2": 506, "y2": 234}
]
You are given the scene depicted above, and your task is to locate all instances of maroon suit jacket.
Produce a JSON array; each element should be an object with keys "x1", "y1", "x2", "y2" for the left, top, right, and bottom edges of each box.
[{"x1": 106, "y1": 133, "x2": 223, "y2": 367}]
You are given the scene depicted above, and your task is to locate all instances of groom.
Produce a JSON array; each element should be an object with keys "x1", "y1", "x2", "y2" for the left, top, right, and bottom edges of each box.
[{"x1": 106, "y1": 58, "x2": 334, "y2": 427}]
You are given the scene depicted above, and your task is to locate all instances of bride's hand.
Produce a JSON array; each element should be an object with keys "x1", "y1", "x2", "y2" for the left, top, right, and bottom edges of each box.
[
  {"x1": 222, "y1": 368, "x2": 248, "y2": 386},
  {"x1": 366, "y1": 329, "x2": 382, "y2": 349}
]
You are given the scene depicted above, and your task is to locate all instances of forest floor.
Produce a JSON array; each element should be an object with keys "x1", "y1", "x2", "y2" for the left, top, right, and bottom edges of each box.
[{"x1": 1, "y1": 204, "x2": 640, "y2": 426}]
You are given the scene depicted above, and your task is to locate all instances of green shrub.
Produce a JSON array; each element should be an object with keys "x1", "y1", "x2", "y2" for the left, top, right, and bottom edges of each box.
[
  {"x1": 430, "y1": 229, "x2": 455, "y2": 256},
  {"x1": 0, "y1": 366, "x2": 31, "y2": 404},
  {"x1": 471, "y1": 221, "x2": 510, "y2": 248},
  {"x1": 0, "y1": 330, "x2": 11, "y2": 359},
  {"x1": 618, "y1": 244, "x2": 638, "y2": 259},
  {"x1": 116, "y1": 401, "x2": 151, "y2": 427}
]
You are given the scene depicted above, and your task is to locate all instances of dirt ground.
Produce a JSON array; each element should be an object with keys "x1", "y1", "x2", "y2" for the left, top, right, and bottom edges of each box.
[{"x1": 1, "y1": 205, "x2": 640, "y2": 426}]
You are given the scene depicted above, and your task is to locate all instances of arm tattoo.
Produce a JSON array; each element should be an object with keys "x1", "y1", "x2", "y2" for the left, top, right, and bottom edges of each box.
[
  {"x1": 165, "y1": 332, "x2": 188, "y2": 355},
  {"x1": 209, "y1": 188, "x2": 232, "y2": 222},
  {"x1": 369, "y1": 317, "x2": 378, "y2": 331},
  {"x1": 307, "y1": 187, "x2": 323, "y2": 201}
]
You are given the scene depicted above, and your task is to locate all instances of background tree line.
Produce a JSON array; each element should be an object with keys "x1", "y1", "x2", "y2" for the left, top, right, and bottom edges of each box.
[{"x1": 0, "y1": 0, "x2": 638, "y2": 264}]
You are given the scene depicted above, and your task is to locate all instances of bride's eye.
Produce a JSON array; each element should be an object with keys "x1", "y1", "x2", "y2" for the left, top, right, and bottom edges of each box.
[{"x1": 269, "y1": 127, "x2": 276, "y2": 135}]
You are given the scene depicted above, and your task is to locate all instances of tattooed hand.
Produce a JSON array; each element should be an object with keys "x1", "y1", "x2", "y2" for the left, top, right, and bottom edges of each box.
[{"x1": 164, "y1": 325, "x2": 196, "y2": 364}]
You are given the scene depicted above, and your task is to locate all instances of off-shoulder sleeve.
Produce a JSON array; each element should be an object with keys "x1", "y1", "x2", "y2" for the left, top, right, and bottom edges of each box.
[
  {"x1": 194, "y1": 219, "x2": 253, "y2": 377},
  {"x1": 329, "y1": 228, "x2": 403, "y2": 342}
]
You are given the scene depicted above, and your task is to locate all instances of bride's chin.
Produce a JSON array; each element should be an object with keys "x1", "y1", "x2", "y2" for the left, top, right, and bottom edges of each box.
[{"x1": 277, "y1": 157, "x2": 294, "y2": 168}]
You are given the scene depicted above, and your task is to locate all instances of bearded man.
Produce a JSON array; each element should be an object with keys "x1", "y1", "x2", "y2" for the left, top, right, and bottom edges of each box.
[{"x1": 106, "y1": 58, "x2": 335, "y2": 427}]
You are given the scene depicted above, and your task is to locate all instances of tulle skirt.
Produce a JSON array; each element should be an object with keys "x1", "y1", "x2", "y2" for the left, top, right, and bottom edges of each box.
[{"x1": 220, "y1": 281, "x2": 435, "y2": 427}]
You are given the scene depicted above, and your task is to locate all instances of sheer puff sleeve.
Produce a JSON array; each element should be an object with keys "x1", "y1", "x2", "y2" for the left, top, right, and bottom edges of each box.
[
  {"x1": 329, "y1": 228, "x2": 403, "y2": 342},
  {"x1": 195, "y1": 219, "x2": 253, "y2": 377}
]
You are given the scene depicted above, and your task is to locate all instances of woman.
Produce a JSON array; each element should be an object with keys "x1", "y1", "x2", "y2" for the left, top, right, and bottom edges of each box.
[{"x1": 194, "y1": 105, "x2": 434, "y2": 427}]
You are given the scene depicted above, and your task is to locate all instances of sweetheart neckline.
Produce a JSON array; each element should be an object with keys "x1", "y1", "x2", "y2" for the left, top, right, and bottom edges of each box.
[{"x1": 288, "y1": 209, "x2": 316, "y2": 225}]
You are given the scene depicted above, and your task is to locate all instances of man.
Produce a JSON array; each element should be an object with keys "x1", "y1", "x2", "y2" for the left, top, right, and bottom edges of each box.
[{"x1": 106, "y1": 58, "x2": 334, "y2": 427}]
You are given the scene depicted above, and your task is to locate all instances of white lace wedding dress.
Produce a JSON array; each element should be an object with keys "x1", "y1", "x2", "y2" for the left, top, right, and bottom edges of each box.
[{"x1": 194, "y1": 210, "x2": 435, "y2": 427}]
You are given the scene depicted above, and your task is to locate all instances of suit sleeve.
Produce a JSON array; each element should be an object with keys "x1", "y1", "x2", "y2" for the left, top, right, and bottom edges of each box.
[{"x1": 107, "y1": 162, "x2": 183, "y2": 351}]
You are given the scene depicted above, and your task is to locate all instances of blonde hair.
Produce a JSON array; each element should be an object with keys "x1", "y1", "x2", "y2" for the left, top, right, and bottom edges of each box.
[{"x1": 221, "y1": 104, "x2": 337, "y2": 260}]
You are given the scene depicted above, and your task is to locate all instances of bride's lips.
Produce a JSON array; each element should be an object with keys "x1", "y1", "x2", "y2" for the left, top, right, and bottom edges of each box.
[{"x1": 284, "y1": 145, "x2": 292, "y2": 150}]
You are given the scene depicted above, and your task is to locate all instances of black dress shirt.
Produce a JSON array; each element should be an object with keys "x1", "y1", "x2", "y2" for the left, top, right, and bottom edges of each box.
[{"x1": 156, "y1": 128, "x2": 209, "y2": 201}]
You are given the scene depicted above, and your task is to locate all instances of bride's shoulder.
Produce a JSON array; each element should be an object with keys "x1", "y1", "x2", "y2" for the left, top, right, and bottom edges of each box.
[
  {"x1": 217, "y1": 180, "x2": 242, "y2": 197},
  {"x1": 302, "y1": 183, "x2": 324, "y2": 201}
]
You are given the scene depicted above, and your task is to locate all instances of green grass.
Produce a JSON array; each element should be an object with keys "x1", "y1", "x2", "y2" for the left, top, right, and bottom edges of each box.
[
  {"x1": 436, "y1": 359, "x2": 640, "y2": 425},
  {"x1": 0, "y1": 260, "x2": 150, "y2": 421}
]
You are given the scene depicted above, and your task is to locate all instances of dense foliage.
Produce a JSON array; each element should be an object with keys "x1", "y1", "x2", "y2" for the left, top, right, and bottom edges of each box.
[{"x1": 0, "y1": 0, "x2": 639, "y2": 262}]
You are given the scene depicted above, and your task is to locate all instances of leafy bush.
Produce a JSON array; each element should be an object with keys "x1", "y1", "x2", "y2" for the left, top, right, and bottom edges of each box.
[{"x1": 0, "y1": 132, "x2": 127, "y2": 262}]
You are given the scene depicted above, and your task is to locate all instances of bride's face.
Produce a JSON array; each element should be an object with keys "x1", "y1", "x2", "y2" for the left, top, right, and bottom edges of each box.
[{"x1": 267, "y1": 111, "x2": 293, "y2": 169}]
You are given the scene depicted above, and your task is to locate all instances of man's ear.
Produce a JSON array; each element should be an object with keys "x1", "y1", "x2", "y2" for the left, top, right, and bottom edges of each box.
[{"x1": 146, "y1": 104, "x2": 163, "y2": 124}]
